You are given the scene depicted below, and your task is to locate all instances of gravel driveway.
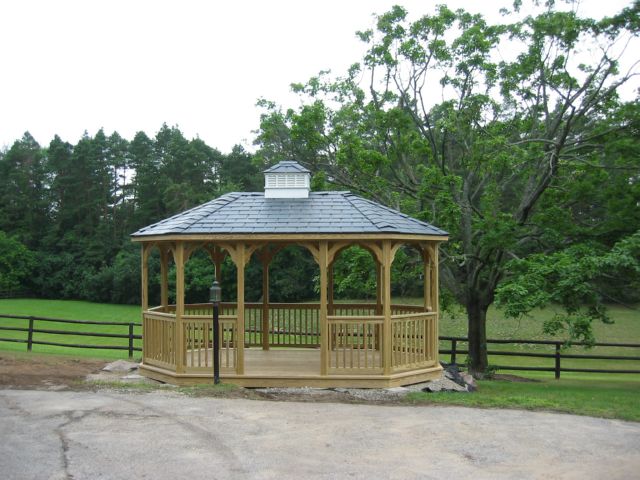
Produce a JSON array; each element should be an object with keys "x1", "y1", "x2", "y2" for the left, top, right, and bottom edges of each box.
[{"x1": 1, "y1": 389, "x2": 638, "y2": 480}]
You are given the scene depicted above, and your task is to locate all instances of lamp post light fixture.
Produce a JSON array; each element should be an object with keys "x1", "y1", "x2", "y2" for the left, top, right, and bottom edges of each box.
[{"x1": 209, "y1": 280, "x2": 222, "y2": 385}]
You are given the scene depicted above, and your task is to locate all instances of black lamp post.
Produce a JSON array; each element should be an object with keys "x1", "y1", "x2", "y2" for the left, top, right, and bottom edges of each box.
[{"x1": 209, "y1": 280, "x2": 222, "y2": 384}]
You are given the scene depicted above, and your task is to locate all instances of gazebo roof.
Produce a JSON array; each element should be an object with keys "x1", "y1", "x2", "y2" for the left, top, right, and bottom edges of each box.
[
  {"x1": 131, "y1": 191, "x2": 448, "y2": 237},
  {"x1": 263, "y1": 160, "x2": 311, "y2": 174}
]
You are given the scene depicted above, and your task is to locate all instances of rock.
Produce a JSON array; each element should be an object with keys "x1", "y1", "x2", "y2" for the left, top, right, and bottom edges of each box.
[
  {"x1": 102, "y1": 360, "x2": 139, "y2": 373},
  {"x1": 385, "y1": 387, "x2": 409, "y2": 393},
  {"x1": 422, "y1": 377, "x2": 468, "y2": 393},
  {"x1": 443, "y1": 364, "x2": 466, "y2": 386},
  {"x1": 460, "y1": 372, "x2": 477, "y2": 392}
]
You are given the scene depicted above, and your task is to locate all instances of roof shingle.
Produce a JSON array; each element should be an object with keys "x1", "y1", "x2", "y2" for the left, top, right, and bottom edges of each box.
[{"x1": 131, "y1": 192, "x2": 448, "y2": 237}]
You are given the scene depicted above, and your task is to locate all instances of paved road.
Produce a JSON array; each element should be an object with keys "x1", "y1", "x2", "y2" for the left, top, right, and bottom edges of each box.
[{"x1": 1, "y1": 389, "x2": 638, "y2": 480}]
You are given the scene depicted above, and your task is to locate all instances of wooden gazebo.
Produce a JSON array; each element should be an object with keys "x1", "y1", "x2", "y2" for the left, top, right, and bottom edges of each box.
[{"x1": 132, "y1": 161, "x2": 448, "y2": 387}]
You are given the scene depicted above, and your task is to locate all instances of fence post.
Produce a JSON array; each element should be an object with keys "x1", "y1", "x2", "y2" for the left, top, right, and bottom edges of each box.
[
  {"x1": 555, "y1": 342, "x2": 561, "y2": 379},
  {"x1": 27, "y1": 316, "x2": 34, "y2": 352},
  {"x1": 451, "y1": 339, "x2": 457, "y2": 365},
  {"x1": 128, "y1": 323, "x2": 134, "y2": 359}
]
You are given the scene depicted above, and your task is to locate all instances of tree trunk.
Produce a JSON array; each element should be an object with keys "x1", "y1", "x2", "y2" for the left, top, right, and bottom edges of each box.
[{"x1": 466, "y1": 298, "x2": 489, "y2": 378}]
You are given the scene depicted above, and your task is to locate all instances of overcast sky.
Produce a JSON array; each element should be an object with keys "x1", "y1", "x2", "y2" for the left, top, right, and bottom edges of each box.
[{"x1": 0, "y1": 0, "x2": 634, "y2": 153}]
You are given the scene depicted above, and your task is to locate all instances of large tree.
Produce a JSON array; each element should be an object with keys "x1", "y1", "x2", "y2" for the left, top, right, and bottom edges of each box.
[
  {"x1": 255, "y1": 1, "x2": 640, "y2": 376},
  {"x1": 0, "y1": 132, "x2": 48, "y2": 249}
]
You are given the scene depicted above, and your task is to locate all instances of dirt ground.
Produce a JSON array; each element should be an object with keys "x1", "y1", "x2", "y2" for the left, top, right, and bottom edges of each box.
[
  {"x1": 0, "y1": 352, "x2": 408, "y2": 404},
  {"x1": 0, "y1": 351, "x2": 535, "y2": 404},
  {"x1": 0, "y1": 351, "x2": 107, "y2": 388}
]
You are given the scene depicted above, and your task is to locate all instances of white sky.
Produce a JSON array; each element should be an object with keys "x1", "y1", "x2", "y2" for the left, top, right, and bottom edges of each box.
[{"x1": 0, "y1": 0, "x2": 634, "y2": 153}]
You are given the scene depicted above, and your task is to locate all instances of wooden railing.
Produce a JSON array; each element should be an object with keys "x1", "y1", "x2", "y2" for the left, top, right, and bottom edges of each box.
[
  {"x1": 183, "y1": 315, "x2": 238, "y2": 373},
  {"x1": 391, "y1": 304, "x2": 426, "y2": 315},
  {"x1": 143, "y1": 311, "x2": 176, "y2": 370},
  {"x1": 143, "y1": 303, "x2": 435, "y2": 376},
  {"x1": 327, "y1": 315, "x2": 384, "y2": 372},
  {"x1": 391, "y1": 312, "x2": 437, "y2": 371},
  {"x1": 173, "y1": 302, "x2": 427, "y2": 349}
]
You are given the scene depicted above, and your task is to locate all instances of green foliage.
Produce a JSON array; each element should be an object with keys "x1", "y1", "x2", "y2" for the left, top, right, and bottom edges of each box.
[
  {"x1": 332, "y1": 247, "x2": 377, "y2": 299},
  {"x1": 0, "y1": 124, "x2": 264, "y2": 304},
  {"x1": 496, "y1": 232, "x2": 640, "y2": 343},
  {"x1": 0, "y1": 133, "x2": 48, "y2": 249},
  {"x1": 254, "y1": 0, "x2": 639, "y2": 375},
  {"x1": 0, "y1": 232, "x2": 36, "y2": 292}
]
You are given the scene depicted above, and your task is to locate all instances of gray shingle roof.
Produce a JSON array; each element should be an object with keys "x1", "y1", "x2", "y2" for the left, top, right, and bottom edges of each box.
[
  {"x1": 131, "y1": 192, "x2": 448, "y2": 237},
  {"x1": 263, "y1": 161, "x2": 311, "y2": 174}
]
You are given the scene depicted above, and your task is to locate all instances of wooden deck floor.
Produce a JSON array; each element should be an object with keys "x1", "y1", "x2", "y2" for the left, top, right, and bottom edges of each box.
[
  {"x1": 145, "y1": 347, "x2": 441, "y2": 388},
  {"x1": 244, "y1": 348, "x2": 321, "y2": 376}
]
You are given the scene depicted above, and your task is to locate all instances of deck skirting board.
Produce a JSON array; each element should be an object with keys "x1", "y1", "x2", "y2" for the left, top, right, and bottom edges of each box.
[{"x1": 139, "y1": 363, "x2": 443, "y2": 388}]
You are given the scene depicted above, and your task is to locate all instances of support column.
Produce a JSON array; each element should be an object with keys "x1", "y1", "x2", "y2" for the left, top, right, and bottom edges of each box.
[
  {"x1": 382, "y1": 240, "x2": 393, "y2": 375},
  {"x1": 141, "y1": 244, "x2": 150, "y2": 364},
  {"x1": 175, "y1": 242, "x2": 185, "y2": 374},
  {"x1": 431, "y1": 244, "x2": 439, "y2": 314},
  {"x1": 236, "y1": 244, "x2": 246, "y2": 375},
  {"x1": 141, "y1": 244, "x2": 150, "y2": 312},
  {"x1": 423, "y1": 246, "x2": 432, "y2": 312},
  {"x1": 328, "y1": 262, "x2": 334, "y2": 316},
  {"x1": 375, "y1": 261, "x2": 382, "y2": 315},
  {"x1": 160, "y1": 247, "x2": 169, "y2": 309},
  {"x1": 319, "y1": 241, "x2": 329, "y2": 375},
  {"x1": 431, "y1": 243, "x2": 440, "y2": 364},
  {"x1": 261, "y1": 253, "x2": 270, "y2": 351}
]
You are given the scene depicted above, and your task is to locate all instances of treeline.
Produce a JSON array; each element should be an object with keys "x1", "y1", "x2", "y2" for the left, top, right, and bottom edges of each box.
[
  {"x1": 0, "y1": 126, "x2": 422, "y2": 305},
  {"x1": 0, "y1": 126, "x2": 255, "y2": 303}
]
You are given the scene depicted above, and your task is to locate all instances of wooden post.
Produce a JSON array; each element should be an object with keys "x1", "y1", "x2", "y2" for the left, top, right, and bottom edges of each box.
[
  {"x1": 382, "y1": 240, "x2": 392, "y2": 375},
  {"x1": 160, "y1": 247, "x2": 169, "y2": 309},
  {"x1": 423, "y1": 246, "x2": 432, "y2": 312},
  {"x1": 261, "y1": 253, "x2": 270, "y2": 351},
  {"x1": 319, "y1": 241, "x2": 329, "y2": 375},
  {"x1": 431, "y1": 243, "x2": 439, "y2": 364},
  {"x1": 141, "y1": 244, "x2": 149, "y2": 312},
  {"x1": 375, "y1": 261, "x2": 382, "y2": 315},
  {"x1": 128, "y1": 323, "x2": 135, "y2": 359},
  {"x1": 451, "y1": 339, "x2": 457, "y2": 365},
  {"x1": 27, "y1": 316, "x2": 34, "y2": 352},
  {"x1": 236, "y1": 244, "x2": 246, "y2": 375},
  {"x1": 328, "y1": 263, "x2": 334, "y2": 316},
  {"x1": 175, "y1": 242, "x2": 185, "y2": 374},
  {"x1": 431, "y1": 244, "x2": 439, "y2": 314}
]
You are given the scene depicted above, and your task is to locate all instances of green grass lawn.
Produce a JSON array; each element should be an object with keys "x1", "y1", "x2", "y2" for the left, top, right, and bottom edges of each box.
[
  {"x1": 406, "y1": 377, "x2": 640, "y2": 422},
  {"x1": 1, "y1": 298, "x2": 638, "y2": 373},
  {"x1": 437, "y1": 303, "x2": 640, "y2": 379},
  {"x1": 0, "y1": 299, "x2": 142, "y2": 360},
  {"x1": 0, "y1": 298, "x2": 638, "y2": 420}
]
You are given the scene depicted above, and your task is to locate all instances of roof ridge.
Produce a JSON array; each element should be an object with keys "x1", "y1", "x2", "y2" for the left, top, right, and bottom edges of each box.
[
  {"x1": 342, "y1": 192, "x2": 380, "y2": 230},
  {"x1": 348, "y1": 193, "x2": 446, "y2": 233},
  {"x1": 134, "y1": 193, "x2": 239, "y2": 234}
]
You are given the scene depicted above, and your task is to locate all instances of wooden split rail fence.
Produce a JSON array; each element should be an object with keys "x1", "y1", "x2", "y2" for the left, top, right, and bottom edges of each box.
[
  {"x1": 0, "y1": 314, "x2": 141, "y2": 358},
  {"x1": 1, "y1": 313, "x2": 639, "y2": 379},
  {"x1": 441, "y1": 336, "x2": 640, "y2": 379}
]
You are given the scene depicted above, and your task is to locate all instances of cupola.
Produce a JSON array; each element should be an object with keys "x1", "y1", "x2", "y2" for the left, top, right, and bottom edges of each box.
[{"x1": 263, "y1": 161, "x2": 311, "y2": 199}]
